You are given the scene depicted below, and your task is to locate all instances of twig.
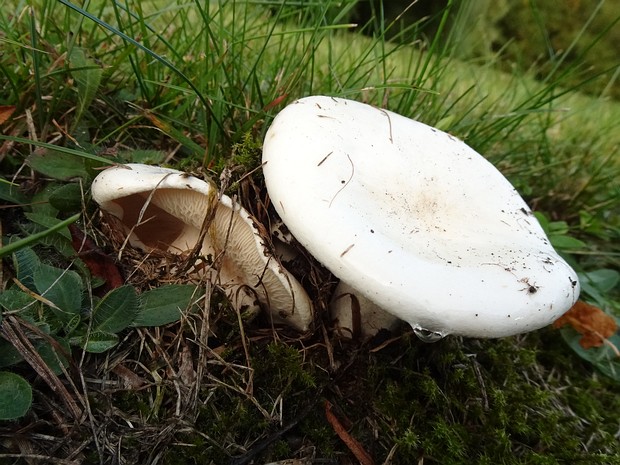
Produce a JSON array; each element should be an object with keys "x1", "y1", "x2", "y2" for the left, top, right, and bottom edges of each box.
[
  {"x1": 324, "y1": 400, "x2": 374, "y2": 465},
  {"x1": 0, "y1": 316, "x2": 83, "y2": 420},
  {"x1": 0, "y1": 454, "x2": 79, "y2": 465}
]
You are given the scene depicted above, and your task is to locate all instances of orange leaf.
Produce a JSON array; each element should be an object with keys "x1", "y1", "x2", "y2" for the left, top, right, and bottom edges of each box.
[
  {"x1": 0, "y1": 105, "x2": 16, "y2": 126},
  {"x1": 553, "y1": 300, "x2": 617, "y2": 349}
]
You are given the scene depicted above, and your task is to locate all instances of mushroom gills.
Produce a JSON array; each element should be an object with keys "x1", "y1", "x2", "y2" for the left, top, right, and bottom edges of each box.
[{"x1": 91, "y1": 164, "x2": 314, "y2": 331}]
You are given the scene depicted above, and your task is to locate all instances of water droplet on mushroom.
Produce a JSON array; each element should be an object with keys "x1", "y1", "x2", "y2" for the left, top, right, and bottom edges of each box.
[{"x1": 413, "y1": 327, "x2": 445, "y2": 343}]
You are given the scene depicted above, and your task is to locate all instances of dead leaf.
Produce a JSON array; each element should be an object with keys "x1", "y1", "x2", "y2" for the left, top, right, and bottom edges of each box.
[
  {"x1": 553, "y1": 300, "x2": 618, "y2": 349},
  {"x1": 112, "y1": 363, "x2": 147, "y2": 390},
  {"x1": 178, "y1": 344, "x2": 197, "y2": 386},
  {"x1": 263, "y1": 93, "x2": 289, "y2": 112},
  {"x1": 0, "y1": 105, "x2": 16, "y2": 126},
  {"x1": 69, "y1": 225, "x2": 123, "y2": 292}
]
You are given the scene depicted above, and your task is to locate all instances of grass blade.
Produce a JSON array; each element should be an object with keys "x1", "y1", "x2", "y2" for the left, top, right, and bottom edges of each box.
[
  {"x1": 0, "y1": 213, "x2": 80, "y2": 258},
  {"x1": 57, "y1": 0, "x2": 225, "y2": 138}
]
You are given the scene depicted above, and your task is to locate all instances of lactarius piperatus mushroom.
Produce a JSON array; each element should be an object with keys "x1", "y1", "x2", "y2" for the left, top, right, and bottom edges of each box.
[
  {"x1": 262, "y1": 96, "x2": 580, "y2": 340},
  {"x1": 91, "y1": 163, "x2": 313, "y2": 331},
  {"x1": 330, "y1": 281, "x2": 402, "y2": 340}
]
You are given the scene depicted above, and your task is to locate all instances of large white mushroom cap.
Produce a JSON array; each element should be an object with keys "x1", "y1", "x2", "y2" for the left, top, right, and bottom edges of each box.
[
  {"x1": 91, "y1": 163, "x2": 313, "y2": 331},
  {"x1": 262, "y1": 96, "x2": 580, "y2": 339}
]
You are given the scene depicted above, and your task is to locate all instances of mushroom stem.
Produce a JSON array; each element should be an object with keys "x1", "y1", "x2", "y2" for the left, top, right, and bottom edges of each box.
[{"x1": 330, "y1": 281, "x2": 402, "y2": 340}]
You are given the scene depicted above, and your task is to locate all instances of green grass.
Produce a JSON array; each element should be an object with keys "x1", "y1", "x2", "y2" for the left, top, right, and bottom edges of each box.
[{"x1": 0, "y1": 0, "x2": 619, "y2": 463}]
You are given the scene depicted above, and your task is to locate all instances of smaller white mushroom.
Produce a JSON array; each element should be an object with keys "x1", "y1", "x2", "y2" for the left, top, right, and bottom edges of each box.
[{"x1": 91, "y1": 163, "x2": 313, "y2": 331}]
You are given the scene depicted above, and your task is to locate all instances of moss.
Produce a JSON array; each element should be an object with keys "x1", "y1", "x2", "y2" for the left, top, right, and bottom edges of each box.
[
  {"x1": 167, "y1": 340, "x2": 324, "y2": 464},
  {"x1": 254, "y1": 342, "x2": 317, "y2": 395},
  {"x1": 116, "y1": 327, "x2": 617, "y2": 465},
  {"x1": 213, "y1": 131, "x2": 264, "y2": 191},
  {"x1": 354, "y1": 0, "x2": 619, "y2": 99},
  {"x1": 298, "y1": 415, "x2": 338, "y2": 458},
  {"x1": 362, "y1": 333, "x2": 620, "y2": 464},
  {"x1": 496, "y1": 0, "x2": 620, "y2": 98}
]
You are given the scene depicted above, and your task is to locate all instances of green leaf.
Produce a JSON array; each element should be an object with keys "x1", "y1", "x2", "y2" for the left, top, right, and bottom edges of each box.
[
  {"x1": 0, "y1": 136, "x2": 113, "y2": 165},
  {"x1": 27, "y1": 149, "x2": 90, "y2": 180},
  {"x1": 65, "y1": 313, "x2": 82, "y2": 334},
  {"x1": 560, "y1": 328, "x2": 620, "y2": 382},
  {"x1": 36, "y1": 338, "x2": 71, "y2": 375},
  {"x1": 547, "y1": 220, "x2": 569, "y2": 235},
  {"x1": 549, "y1": 234, "x2": 586, "y2": 249},
  {"x1": 29, "y1": 183, "x2": 59, "y2": 216},
  {"x1": 12, "y1": 247, "x2": 41, "y2": 290},
  {"x1": 69, "y1": 330, "x2": 119, "y2": 353},
  {"x1": 434, "y1": 114, "x2": 456, "y2": 132},
  {"x1": 0, "y1": 340, "x2": 24, "y2": 368},
  {"x1": 48, "y1": 183, "x2": 83, "y2": 212},
  {"x1": 533, "y1": 211, "x2": 550, "y2": 233},
  {"x1": 57, "y1": 0, "x2": 217, "y2": 136},
  {"x1": 24, "y1": 213, "x2": 72, "y2": 240},
  {"x1": 0, "y1": 287, "x2": 37, "y2": 312},
  {"x1": 69, "y1": 47, "x2": 103, "y2": 127},
  {"x1": 581, "y1": 269, "x2": 620, "y2": 293},
  {"x1": 579, "y1": 269, "x2": 620, "y2": 305},
  {"x1": 579, "y1": 210, "x2": 609, "y2": 239},
  {"x1": 92, "y1": 285, "x2": 139, "y2": 333},
  {"x1": 0, "y1": 214, "x2": 81, "y2": 259},
  {"x1": 120, "y1": 149, "x2": 166, "y2": 164},
  {"x1": 84, "y1": 333, "x2": 119, "y2": 353},
  {"x1": 133, "y1": 285, "x2": 201, "y2": 327},
  {"x1": 0, "y1": 179, "x2": 28, "y2": 205},
  {"x1": 0, "y1": 372, "x2": 32, "y2": 420},
  {"x1": 33, "y1": 264, "x2": 83, "y2": 321}
]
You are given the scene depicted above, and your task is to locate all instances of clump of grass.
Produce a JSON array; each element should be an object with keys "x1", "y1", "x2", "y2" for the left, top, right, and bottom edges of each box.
[{"x1": 0, "y1": 0, "x2": 618, "y2": 464}]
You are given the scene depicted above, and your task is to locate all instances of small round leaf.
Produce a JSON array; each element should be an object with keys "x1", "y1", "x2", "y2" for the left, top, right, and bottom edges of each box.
[{"x1": 0, "y1": 372, "x2": 32, "y2": 420}]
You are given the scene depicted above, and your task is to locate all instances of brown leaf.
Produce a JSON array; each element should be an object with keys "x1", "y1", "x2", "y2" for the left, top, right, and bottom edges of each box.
[
  {"x1": 0, "y1": 105, "x2": 16, "y2": 126},
  {"x1": 69, "y1": 225, "x2": 123, "y2": 293},
  {"x1": 553, "y1": 300, "x2": 618, "y2": 349},
  {"x1": 324, "y1": 400, "x2": 375, "y2": 465},
  {"x1": 177, "y1": 344, "x2": 197, "y2": 386},
  {"x1": 111, "y1": 364, "x2": 147, "y2": 390}
]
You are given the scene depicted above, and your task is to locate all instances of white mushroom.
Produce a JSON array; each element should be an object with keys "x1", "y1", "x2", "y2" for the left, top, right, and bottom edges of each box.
[
  {"x1": 91, "y1": 163, "x2": 313, "y2": 331},
  {"x1": 262, "y1": 96, "x2": 580, "y2": 340},
  {"x1": 330, "y1": 281, "x2": 401, "y2": 340}
]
